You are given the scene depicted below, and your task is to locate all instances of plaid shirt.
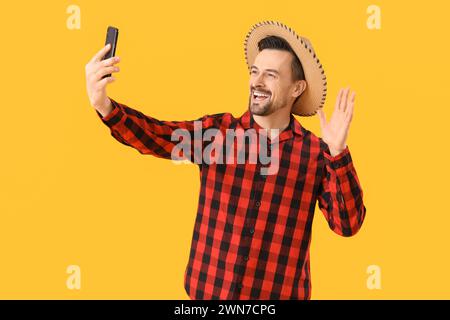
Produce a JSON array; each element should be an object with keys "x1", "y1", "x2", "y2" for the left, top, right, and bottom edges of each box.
[{"x1": 96, "y1": 97, "x2": 367, "y2": 300}]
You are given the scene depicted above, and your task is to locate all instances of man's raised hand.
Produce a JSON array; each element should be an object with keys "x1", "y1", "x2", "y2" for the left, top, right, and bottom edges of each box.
[
  {"x1": 317, "y1": 87, "x2": 356, "y2": 157},
  {"x1": 85, "y1": 43, "x2": 121, "y2": 117}
]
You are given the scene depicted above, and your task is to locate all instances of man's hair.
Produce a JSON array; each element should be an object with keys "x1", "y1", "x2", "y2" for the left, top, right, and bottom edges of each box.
[{"x1": 257, "y1": 35, "x2": 306, "y2": 82}]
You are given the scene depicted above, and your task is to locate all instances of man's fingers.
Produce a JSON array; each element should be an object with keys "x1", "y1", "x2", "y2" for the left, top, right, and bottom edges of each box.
[
  {"x1": 89, "y1": 56, "x2": 120, "y2": 75},
  {"x1": 348, "y1": 91, "x2": 356, "y2": 108},
  {"x1": 91, "y1": 43, "x2": 111, "y2": 63},
  {"x1": 95, "y1": 66, "x2": 120, "y2": 81},
  {"x1": 340, "y1": 87, "x2": 350, "y2": 112},
  {"x1": 97, "y1": 75, "x2": 116, "y2": 90},
  {"x1": 345, "y1": 103, "x2": 354, "y2": 123},
  {"x1": 345, "y1": 92, "x2": 356, "y2": 113},
  {"x1": 101, "y1": 56, "x2": 120, "y2": 67},
  {"x1": 345, "y1": 92, "x2": 355, "y2": 121}
]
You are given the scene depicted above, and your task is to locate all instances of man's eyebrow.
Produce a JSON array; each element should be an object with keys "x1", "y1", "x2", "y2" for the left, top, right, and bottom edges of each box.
[{"x1": 250, "y1": 65, "x2": 280, "y2": 74}]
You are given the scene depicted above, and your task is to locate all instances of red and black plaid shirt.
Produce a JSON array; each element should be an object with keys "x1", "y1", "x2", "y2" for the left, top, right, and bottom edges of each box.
[{"x1": 96, "y1": 97, "x2": 367, "y2": 300}]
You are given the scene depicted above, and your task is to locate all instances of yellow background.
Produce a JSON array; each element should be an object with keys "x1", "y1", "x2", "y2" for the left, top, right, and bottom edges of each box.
[{"x1": 0, "y1": 0, "x2": 448, "y2": 299}]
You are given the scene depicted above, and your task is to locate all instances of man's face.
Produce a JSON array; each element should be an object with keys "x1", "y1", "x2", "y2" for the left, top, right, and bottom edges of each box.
[{"x1": 248, "y1": 49, "x2": 303, "y2": 116}]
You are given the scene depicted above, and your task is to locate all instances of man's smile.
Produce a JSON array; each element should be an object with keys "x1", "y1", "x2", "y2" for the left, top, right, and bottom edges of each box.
[{"x1": 252, "y1": 89, "x2": 271, "y2": 103}]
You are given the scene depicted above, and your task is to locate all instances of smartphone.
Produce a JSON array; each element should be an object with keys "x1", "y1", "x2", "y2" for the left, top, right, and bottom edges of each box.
[{"x1": 102, "y1": 26, "x2": 119, "y2": 79}]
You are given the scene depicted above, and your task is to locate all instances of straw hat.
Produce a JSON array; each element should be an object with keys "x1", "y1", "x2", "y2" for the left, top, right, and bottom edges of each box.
[{"x1": 244, "y1": 20, "x2": 327, "y2": 116}]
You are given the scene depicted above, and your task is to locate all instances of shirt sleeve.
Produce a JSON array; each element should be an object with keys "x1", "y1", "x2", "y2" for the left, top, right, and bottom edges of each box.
[
  {"x1": 317, "y1": 140, "x2": 367, "y2": 237},
  {"x1": 96, "y1": 97, "x2": 226, "y2": 163}
]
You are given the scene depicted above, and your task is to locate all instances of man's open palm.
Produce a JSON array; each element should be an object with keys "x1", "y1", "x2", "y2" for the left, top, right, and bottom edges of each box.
[{"x1": 317, "y1": 87, "x2": 356, "y2": 156}]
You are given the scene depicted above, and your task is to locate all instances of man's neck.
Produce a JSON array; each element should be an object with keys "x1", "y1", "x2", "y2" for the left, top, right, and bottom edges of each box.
[{"x1": 252, "y1": 108, "x2": 291, "y2": 139}]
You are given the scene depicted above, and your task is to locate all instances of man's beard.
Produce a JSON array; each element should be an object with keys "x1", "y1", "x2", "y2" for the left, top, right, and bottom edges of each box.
[{"x1": 248, "y1": 94, "x2": 283, "y2": 116}]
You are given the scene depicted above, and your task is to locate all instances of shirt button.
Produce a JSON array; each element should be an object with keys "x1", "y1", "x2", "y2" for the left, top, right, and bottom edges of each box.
[
  {"x1": 243, "y1": 256, "x2": 249, "y2": 261},
  {"x1": 255, "y1": 201, "x2": 261, "y2": 207},
  {"x1": 249, "y1": 228, "x2": 255, "y2": 235}
]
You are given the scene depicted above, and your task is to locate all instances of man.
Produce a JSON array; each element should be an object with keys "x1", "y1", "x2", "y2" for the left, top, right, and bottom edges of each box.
[{"x1": 85, "y1": 20, "x2": 366, "y2": 300}]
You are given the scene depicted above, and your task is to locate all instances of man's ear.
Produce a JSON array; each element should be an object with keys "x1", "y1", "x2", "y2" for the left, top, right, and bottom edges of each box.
[{"x1": 292, "y1": 80, "x2": 307, "y2": 98}]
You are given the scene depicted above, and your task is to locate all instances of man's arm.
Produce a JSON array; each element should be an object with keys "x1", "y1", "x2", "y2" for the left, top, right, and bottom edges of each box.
[
  {"x1": 317, "y1": 142, "x2": 367, "y2": 237},
  {"x1": 85, "y1": 45, "x2": 227, "y2": 163},
  {"x1": 96, "y1": 97, "x2": 226, "y2": 162}
]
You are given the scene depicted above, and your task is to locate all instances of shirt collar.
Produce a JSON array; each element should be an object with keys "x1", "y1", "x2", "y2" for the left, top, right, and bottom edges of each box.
[{"x1": 239, "y1": 110, "x2": 304, "y2": 142}]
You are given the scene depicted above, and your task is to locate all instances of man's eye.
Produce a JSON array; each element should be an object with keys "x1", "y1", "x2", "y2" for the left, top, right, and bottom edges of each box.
[
  {"x1": 251, "y1": 70, "x2": 257, "y2": 74},
  {"x1": 268, "y1": 74, "x2": 275, "y2": 77}
]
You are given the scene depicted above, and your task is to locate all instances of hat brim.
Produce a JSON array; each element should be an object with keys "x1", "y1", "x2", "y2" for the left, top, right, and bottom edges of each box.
[{"x1": 244, "y1": 21, "x2": 327, "y2": 117}]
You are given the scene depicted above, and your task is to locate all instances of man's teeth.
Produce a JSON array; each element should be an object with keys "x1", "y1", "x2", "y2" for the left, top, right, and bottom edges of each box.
[{"x1": 253, "y1": 91, "x2": 270, "y2": 99}]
